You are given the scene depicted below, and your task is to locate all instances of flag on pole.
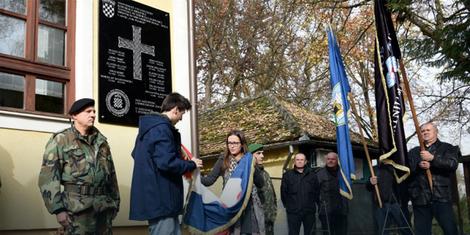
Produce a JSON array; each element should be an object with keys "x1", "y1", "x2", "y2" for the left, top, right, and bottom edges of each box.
[
  {"x1": 374, "y1": 0, "x2": 410, "y2": 182},
  {"x1": 327, "y1": 27, "x2": 356, "y2": 199},
  {"x1": 183, "y1": 153, "x2": 255, "y2": 234}
]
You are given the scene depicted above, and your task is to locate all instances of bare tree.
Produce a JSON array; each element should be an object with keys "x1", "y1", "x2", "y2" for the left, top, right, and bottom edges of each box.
[{"x1": 194, "y1": 0, "x2": 470, "y2": 143}]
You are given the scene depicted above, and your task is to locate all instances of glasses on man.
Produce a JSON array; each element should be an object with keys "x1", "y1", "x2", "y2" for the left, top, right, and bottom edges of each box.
[{"x1": 227, "y1": 142, "x2": 241, "y2": 146}]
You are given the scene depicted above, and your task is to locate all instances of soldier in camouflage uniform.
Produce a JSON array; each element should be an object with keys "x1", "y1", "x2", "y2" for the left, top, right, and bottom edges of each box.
[
  {"x1": 38, "y1": 98, "x2": 120, "y2": 235},
  {"x1": 249, "y1": 143, "x2": 278, "y2": 235}
]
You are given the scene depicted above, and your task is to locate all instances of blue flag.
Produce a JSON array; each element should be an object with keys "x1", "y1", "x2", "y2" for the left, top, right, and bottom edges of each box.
[
  {"x1": 327, "y1": 28, "x2": 355, "y2": 199},
  {"x1": 183, "y1": 153, "x2": 255, "y2": 234}
]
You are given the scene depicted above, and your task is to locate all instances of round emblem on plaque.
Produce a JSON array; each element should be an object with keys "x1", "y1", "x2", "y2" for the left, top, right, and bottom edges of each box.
[
  {"x1": 106, "y1": 89, "x2": 130, "y2": 117},
  {"x1": 102, "y1": 0, "x2": 116, "y2": 18}
]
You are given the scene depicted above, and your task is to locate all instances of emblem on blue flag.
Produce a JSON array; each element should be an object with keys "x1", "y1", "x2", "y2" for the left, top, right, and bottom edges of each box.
[{"x1": 332, "y1": 84, "x2": 346, "y2": 126}]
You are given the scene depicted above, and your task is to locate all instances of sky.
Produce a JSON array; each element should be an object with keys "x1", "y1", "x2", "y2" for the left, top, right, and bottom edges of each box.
[{"x1": 404, "y1": 65, "x2": 469, "y2": 156}]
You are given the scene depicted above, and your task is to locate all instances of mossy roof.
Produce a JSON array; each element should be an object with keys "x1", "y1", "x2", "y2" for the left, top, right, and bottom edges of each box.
[{"x1": 199, "y1": 95, "x2": 374, "y2": 156}]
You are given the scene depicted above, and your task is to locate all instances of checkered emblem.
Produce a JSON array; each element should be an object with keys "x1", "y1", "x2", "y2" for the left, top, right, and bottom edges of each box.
[
  {"x1": 102, "y1": 0, "x2": 115, "y2": 18},
  {"x1": 105, "y1": 89, "x2": 130, "y2": 117}
]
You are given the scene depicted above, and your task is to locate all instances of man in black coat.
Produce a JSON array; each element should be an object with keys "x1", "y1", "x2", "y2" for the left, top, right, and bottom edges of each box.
[
  {"x1": 281, "y1": 153, "x2": 319, "y2": 235},
  {"x1": 408, "y1": 122, "x2": 460, "y2": 235},
  {"x1": 368, "y1": 163, "x2": 412, "y2": 235},
  {"x1": 316, "y1": 152, "x2": 348, "y2": 235}
]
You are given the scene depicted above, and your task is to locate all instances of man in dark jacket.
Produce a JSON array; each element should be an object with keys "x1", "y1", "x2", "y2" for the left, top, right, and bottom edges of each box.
[
  {"x1": 281, "y1": 153, "x2": 319, "y2": 235},
  {"x1": 129, "y1": 93, "x2": 202, "y2": 235},
  {"x1": 408, "y1": 122, "x2": 460, "y2": 235},
  {"x1": 316, "y1": 152, "x2": 348, "y2": 235},
  {"x1": 367, "y1": 163, "x2": 412, "y2": 235}
]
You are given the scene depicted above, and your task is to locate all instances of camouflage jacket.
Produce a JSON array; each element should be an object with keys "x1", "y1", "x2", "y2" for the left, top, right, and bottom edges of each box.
[
  {"x1": 38, "y1": 126, "x2": 120, "y2": 215},
  {"x1": 257, "y1": 165, "x2": 277, "y2": 223}
]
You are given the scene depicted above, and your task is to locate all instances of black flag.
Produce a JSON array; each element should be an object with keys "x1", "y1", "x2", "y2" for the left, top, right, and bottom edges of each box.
[{"x1": 374, "y1": 0, "x2": 410, "y2": 182}]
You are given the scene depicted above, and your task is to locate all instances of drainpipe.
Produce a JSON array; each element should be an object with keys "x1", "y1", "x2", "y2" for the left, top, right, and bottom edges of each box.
[
  {"x1": 187, "y1": 0, "x2": 199, "y2": 158},
  {"x1": 282, "y1": 144, "x2": 295, "y2": 173}
]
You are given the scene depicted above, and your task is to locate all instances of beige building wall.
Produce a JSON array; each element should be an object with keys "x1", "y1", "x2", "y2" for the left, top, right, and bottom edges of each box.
[
  {"x1": 263, "y1": 147, "x2": 296, "y2": 178},
  {"x1": 0, "y1": 0, "x2": 192, "y2": 233}
]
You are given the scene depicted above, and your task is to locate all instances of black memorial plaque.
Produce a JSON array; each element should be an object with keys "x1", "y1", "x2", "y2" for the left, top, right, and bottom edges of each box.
[{"x1": 98, "y1": 0, "x2": 171, "y2": 126}]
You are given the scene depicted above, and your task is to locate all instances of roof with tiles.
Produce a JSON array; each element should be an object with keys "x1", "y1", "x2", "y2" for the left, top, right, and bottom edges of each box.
[{"x1": 198, "y1": 94, "x2": 375, "y2": 156}]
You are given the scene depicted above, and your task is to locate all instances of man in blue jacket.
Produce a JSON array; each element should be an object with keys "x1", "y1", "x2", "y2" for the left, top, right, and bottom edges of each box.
[{"x1": 129, "y1": 93, "x2": 203, "y2": 235}]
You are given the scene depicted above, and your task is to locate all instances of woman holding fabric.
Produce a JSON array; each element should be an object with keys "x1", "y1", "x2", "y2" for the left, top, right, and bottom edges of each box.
[{"x1": 201, "y1": 130, "x2": 265, "y2": 234}]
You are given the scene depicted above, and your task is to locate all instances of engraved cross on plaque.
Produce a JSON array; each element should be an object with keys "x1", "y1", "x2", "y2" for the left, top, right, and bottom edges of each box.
[{"x1": 118, "y1": 25, "x2": 155, "y2": 80}]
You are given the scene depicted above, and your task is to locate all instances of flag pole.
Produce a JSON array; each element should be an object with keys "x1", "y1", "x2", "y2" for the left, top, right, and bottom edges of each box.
[
  {"x1": 398, "y1": 60, "x2": 433, "y2": 190},
  {"x1": 348, "y1": 93, "x2": 383, "y2": 208}
]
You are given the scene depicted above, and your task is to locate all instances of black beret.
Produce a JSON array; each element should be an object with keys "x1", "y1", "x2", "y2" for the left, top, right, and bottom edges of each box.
[{"x1": 69, "y1": 98, "x2": 95, "y2": 115}]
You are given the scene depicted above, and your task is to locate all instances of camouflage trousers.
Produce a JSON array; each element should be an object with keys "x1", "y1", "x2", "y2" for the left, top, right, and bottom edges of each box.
[{"x1": 63, "y1": 208, "x2": 114, "y2": 235}]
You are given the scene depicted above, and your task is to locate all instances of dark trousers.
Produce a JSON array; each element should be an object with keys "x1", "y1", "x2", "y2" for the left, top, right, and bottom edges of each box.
[
  {"x1": 319, "y1": 213, "x2": 347, "y2": 235},
  {"x1": 287, "y1": 212, "x2": 315, "y2": 235},
  {"x1": 375, "y1": 203, "x2": 412, "y2": 235},
  {"x1": 413, "y1": 202, "x2": 458, "y2": 235}
]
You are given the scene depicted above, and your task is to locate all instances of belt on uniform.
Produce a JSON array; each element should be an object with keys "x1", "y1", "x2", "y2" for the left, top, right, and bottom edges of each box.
[{"x1": 64, "y1": 184, "x2": 107, "y2": 195}]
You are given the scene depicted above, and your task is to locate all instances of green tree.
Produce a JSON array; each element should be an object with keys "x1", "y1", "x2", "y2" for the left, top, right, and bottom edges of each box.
[{"x1": 389, "y1": 0, "x2": 470, "y2": 84}]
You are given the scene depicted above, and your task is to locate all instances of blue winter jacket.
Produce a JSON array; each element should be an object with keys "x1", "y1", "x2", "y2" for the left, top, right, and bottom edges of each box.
[{"x1": 129, "y1": 113, "x2": 196, "y2": 221}]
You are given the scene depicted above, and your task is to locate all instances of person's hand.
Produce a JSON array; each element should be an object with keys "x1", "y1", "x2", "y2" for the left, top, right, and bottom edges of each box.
[
  {"x1": 419, "y1": 160, "x2": 430, "y2": 170},
  {"x1": 370, "y1": 176, "x2": 377, "y2": 185},
  {"x1": 56, "y1": 211, "x2": 71, "y2": 227},
  {"x1": 420, "y1": 150, "x2": 434, "y2": 161},
  {"x1": 192, "y1": 158, "x2": 203, "y2": 168}
]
